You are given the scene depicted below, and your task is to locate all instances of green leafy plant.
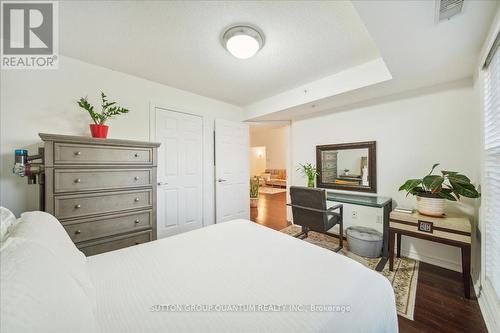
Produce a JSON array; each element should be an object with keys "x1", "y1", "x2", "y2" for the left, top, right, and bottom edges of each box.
[
  {"x1": 250, "y1": 176, "x2": 259, "y2": 198},
  {"x1": 399, "y1": 163, "x2": 480, "y2": 201},
  {"x1": 77, "y1": 92, "x2": 129, "y2": 125},
  {"x1": 297, "y1": 163, "x2": 318, "y2": 187}
]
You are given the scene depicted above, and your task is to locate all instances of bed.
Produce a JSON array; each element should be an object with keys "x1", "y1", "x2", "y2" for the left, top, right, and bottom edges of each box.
[{"x1": 1, "y1": 209, "x2": 398, "y2": 333}]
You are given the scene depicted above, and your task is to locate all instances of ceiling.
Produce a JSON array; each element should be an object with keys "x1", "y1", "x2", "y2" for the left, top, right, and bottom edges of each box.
[
  {"x1": 249, "y1": 0, "x2": 499, "y2": 120},
  {"x1": 59, "y1": 1, "x2": 499, "y2": 119},
  {"x1": 59, "y1": 1, "x2": 379, "y2": 106}
]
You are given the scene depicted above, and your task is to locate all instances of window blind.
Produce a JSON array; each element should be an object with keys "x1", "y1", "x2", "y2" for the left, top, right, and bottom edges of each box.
[{"x1": 484, "y1": 35, "x2": 500, "y2": 299}]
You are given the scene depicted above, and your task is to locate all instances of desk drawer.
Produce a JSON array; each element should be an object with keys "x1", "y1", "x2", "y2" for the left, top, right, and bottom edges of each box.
[
  {"x1": 78, "y1": 231, "x2": 152, "y2": 256},
  {"x1": 55, "y1": 189, "x2": 152, "y2": 219},
  {"x1": 54, "y1": 143, "x2": 152, "y2": 165},
  {"x1": 55, "y1": 169, "x2": 152, "y2": 193},
  {"x1": 63, "y1": 210, "x2": 152, "y2": 242}
]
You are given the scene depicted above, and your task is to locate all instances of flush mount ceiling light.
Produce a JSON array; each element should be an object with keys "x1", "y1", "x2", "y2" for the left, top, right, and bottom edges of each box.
[{"x1": 222, "y1": 25, "x2": 264, "y2": 59}]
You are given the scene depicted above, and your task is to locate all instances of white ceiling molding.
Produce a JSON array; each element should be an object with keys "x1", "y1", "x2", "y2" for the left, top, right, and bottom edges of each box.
[
  {"x1": 245, "y1": 0, "x2": 498, "y2": 121},
  {"x1": 244, "y1": 58, "x2": 391, "y2": 120}
]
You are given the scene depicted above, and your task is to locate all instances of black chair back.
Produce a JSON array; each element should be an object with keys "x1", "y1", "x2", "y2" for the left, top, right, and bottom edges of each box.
[{"x1": 289, "y1": 186, "x2": 328, "y2": 232}]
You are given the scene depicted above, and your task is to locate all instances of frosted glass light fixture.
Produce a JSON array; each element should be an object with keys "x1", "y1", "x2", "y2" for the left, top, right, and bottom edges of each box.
[{"x1": 222, "y1": 25, "x2": 264, "y2": 59}]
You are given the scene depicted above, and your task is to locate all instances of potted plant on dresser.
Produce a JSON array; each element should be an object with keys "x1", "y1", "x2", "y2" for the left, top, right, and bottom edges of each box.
[
  {"x1": 250, "y1": 176, "x2": 259, "y2": 208},
  {"x1": 399, "y1": 163, "x2": 480, "y2": 217},
  {"x1": 77, "y1": 92, "x2": 129, "y2": 138}
]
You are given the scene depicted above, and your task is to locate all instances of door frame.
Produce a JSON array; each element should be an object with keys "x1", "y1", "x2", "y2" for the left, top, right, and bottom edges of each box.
[
  {"x1": 149, "y1": 101, "x2": 205, "y2": 229},
  {"x1": 246, "y1": 120, "x2": 292, "y2": 222}
]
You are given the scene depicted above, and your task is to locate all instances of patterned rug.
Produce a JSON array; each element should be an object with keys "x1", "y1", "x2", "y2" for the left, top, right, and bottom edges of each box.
[
  {"x1": 281, "y1": 225, "x2": 419, "y2": 320},
  {"x1": 259, "y1": 186, "x2": 287, "y2": 194}
]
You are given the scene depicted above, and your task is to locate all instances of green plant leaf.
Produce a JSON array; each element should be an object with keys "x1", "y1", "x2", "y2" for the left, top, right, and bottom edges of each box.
[
  {"x1": 449, "y1": 181, "x2": 480, "y2": 198},
  {"x1": 427, "y1": 163, "x2": 440, "y2": 176},
  {"x1": 442, "y1": 170, "x2": 458, "y2": 176},
  {"x1": 437, "y1": 188, "x2": 457, "y2": 201},
  {"x1": 447, "y1": 174, "x2": 471, "y2": 184},
  {"x1": 399, "y1": 179, "x2": 422, "y2": 192},
  {"x1": 408, "y1": 186, "x2": 425, "y2": 196},
  {"x1": 422, "y1": 175, "x2": 444, "y2": 191}
]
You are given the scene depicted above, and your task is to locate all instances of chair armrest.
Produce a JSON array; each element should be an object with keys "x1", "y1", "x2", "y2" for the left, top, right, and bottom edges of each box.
[
  {"x1": 327, "y1": 204, "x2": 343, "y2": 212},
  {"x1": 286, "y1": 203, "x2": 328, "y2": 213}
]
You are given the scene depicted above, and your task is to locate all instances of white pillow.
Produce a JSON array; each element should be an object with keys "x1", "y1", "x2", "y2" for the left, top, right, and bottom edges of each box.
[
  {"x1": 0, "y1": 237, "x2": 96, "y2": 333},
  {"x1": 10, "y1": 211, "x2": 95, "y2": 305},
  {"x1": 0, "y1": 207, "x2": 17, "y2": 243}
]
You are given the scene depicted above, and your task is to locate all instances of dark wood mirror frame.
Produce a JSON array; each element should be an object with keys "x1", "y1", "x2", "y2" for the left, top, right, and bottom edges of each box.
[{"x1": 316, "y1": 141, "x2": 377, "y2": 193}]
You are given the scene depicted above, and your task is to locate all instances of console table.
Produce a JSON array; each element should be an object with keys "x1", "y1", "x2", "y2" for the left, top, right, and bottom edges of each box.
[
  {"x1": 389, "y1": 211, "x2": 472, "y2": 298},
  {"x1": 326, "y1": 192, "x2": 392, "y2": 271}
]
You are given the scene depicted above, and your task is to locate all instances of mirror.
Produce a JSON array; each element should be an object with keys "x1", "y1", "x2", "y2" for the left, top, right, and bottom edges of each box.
[{"x1": 316, "y1": 141, "x2": 377, "y2": 193}]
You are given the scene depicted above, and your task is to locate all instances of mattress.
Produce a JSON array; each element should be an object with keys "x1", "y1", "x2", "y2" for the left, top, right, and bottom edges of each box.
[{"x1": 88, "y1": 220, "x2": 398, "y2": 333}]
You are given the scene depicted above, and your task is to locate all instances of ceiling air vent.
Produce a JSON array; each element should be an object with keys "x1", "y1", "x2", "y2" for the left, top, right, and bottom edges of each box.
[{"x1": 436, "y1": 0, "x2": 464, "y2": 22}]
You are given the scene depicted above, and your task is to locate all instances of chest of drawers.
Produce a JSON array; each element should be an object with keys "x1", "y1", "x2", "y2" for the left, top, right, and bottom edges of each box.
[{"x1": 40, "y1": 133, "x2": 160, "y2": 256}]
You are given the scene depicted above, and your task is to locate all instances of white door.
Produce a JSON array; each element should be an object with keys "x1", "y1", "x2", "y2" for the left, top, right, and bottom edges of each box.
[
  {"x1": 154, "y1": 108, "x2": 203, "y2": 238},
  {"x1": 215, "y1": 119, "x2": 249, "y2": 223}
]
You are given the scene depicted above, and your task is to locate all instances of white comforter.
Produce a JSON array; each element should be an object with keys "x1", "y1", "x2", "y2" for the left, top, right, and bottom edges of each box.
[{"x1": 88, "y1": 220, "x2": 398, "y2": 333}]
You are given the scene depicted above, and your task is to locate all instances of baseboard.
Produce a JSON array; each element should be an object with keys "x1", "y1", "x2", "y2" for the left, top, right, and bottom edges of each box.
[
  {"x1": 400, "y1": 248, "x2": 462, "y2": 272},
  {"x1": 478, "y1": 281, "x2": 500, "y2": 333}
]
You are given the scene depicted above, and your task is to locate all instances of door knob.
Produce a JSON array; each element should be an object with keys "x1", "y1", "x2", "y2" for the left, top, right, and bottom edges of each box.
[
  {"x1": 157, "y1": 182, "x2": 168, "y2": 186},
  {"x1": 217, "y1": 178, "x2": 227, "y2": 183}
]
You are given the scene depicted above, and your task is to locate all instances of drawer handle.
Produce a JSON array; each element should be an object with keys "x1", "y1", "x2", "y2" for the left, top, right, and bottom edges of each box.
[
  {"x1": 134, "y1": 176, "x2": 139, "y2": 181},
  {"x1": 74, "y1": 204, "x2": 81, "y2": 209},
  {"x1": 134, "y1": 198, "x2": 140, "y2": 202},
  {"x1": 134, "y1": 153, "x2": 139, "y2": 158},
  {"x1": 135, "y1": 242, "x2": 140, "y2": 245},
  {"x1": 74, "y1": 151, "x2": 82, "y2": 156},
  {"x1": 74, "y1": 178, "x2": 81, "y2": 183},
  {"x1": 134, "y1": 219, "x2": 140, "y2": 224},
  {"x1": 74, "y1": 230, "x2": 82, "y2": 235}
]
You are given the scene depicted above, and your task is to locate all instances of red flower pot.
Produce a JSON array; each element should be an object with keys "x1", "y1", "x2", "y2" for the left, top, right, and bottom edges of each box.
[{"x1": 89, "y1": 124, "x2": 109, "y2": 138}]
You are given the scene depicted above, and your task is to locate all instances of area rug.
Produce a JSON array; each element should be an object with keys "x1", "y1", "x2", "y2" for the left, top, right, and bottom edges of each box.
[
  {"x1": 280, "y1": 225, "x2": 419, "y2": 320},
  {"x1": 259, "y1": 186, "x2": 287, "y2": 194}
]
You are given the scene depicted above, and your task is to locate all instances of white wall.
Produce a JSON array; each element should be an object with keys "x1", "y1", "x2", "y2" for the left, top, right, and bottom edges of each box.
[
  {"x1": 0, "y1": 55, "x2": 243, "y2": 227},
  {"x1": 249, "y1": 126, "x2": 288, "y2": 170},
  {"x1": 291, "y1": 80, "x2": 480, "y2": 272},
  {"x1": 249, "y1": 146, "x2": 266, "y2": 177}
]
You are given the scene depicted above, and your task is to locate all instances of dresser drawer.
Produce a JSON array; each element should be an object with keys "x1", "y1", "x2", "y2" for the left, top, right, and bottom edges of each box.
[
  {"x1": 55, "y1": 169, "x2": 152, "y2": 193},
  {"x1": 78, "y1": 231, "x2": 152, "y2": 256},
  {"x1": 54, "y1": 143, "x2": 152, "y2": 165},
  {"x1": 55, "y1": 189, "x2": 152, "y2": 219},
  {"x1": 63, "y1": 210, "x2": 152, "y2": 242}
]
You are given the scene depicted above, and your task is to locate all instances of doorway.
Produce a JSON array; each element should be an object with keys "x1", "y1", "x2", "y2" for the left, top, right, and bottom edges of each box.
[{"x1": 248, "y1": 123, "x2": 291, "y2": 231}]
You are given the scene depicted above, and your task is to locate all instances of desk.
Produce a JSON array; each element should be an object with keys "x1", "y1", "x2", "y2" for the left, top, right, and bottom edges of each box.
[
  {"x1": 326, "y1": 192, "x2": 392, "y2": 271},
  {"x1": 389, "y1": 211, "x2": 472, "y2": 298}
]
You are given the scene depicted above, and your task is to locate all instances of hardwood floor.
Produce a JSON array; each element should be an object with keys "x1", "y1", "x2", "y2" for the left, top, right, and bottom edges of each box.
[
  {"x1": 399, "y1": 263, "x2": 487, "y2": 333},
  {"x1": 250, "y1": 191, "x2": 289, "y2": 230},
  {"x1": 250, "y1": 192, "x2": 487, "y2": 333}
]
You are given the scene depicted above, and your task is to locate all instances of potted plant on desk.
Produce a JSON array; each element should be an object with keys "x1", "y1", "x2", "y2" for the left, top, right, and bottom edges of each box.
[
  {"x1": 399, "y1": 163, "x2": 480, "y2": 217},
  {"x1": 297, "y1": 163, "x2": 318, "y2": 188},
  {"x1": 77, "y1": 92, "x2": 129, "y2": 138}
]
